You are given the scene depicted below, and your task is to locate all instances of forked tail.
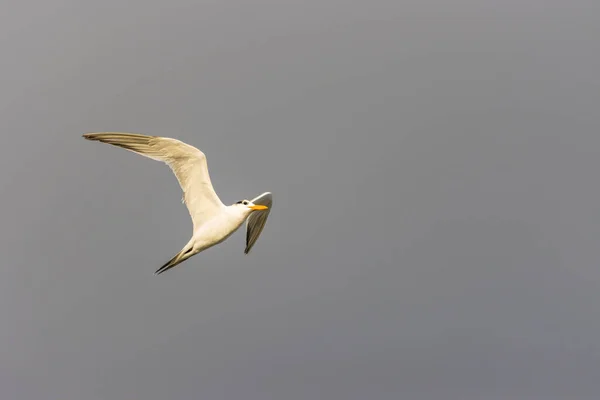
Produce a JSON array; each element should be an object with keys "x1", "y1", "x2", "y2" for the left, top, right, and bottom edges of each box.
[{"x1": 154, "y1": 241, "x2": 195, "y2": 275}]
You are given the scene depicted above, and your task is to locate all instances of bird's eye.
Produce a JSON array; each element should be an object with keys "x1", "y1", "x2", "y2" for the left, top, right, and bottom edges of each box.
[{"x1": 243, "y1": 201, "x2": 248, "y2": 205}]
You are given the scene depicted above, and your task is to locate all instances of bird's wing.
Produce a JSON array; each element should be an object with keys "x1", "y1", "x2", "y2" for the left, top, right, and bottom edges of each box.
[
  {"x1": 245, "y1": 192, "x2": 273, "y2": 254},
  {"x1": 83, "y1": 132, "x2": 224, "y2": 230}
]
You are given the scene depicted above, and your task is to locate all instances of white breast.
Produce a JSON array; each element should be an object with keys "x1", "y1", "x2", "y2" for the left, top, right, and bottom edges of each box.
[{"x1": 192, "y1": 207, "x2": 248, "y2": 251}]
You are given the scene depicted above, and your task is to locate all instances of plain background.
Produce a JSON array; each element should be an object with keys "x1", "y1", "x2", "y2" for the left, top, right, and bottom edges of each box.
[{"x1": 1, "y1": 1, "x2": 600, "y2": 399}]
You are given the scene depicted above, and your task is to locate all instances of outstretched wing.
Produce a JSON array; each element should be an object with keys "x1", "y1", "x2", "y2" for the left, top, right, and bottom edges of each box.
[
  {"x1": 83, "y1": 132, "x2": 225, "y2": 230},
  {"x1": 245, "y1": 192, "x2": 273, "y2": 254}
]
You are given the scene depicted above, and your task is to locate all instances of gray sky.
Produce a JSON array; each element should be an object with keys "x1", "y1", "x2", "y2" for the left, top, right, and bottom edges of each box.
[{"x1": 1, "y1": 0, "x2": 600, "y2": 399}]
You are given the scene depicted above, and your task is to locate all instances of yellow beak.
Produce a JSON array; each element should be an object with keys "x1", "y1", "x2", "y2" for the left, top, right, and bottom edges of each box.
[{"x1": 249, "y1": 205, "x2": 268, "y2": 211}]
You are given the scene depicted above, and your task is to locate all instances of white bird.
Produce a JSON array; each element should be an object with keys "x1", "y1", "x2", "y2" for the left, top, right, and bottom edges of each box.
[{"x1": 83, "y1": 132, "x2": 272, "y2": 275}]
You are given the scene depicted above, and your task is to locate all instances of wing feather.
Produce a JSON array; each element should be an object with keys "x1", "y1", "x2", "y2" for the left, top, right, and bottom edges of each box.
[
  {"x1": 245, "y1": 192, "x2": 273, "y2": 254},
  {"x1": 83, "y1": 132, "x2": 224, "y2": 229}
]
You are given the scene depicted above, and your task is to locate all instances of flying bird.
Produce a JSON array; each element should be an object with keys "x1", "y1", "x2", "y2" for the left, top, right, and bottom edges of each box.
[{"x1": 83, "y1": 132, "x2": 272, "y2": 275}]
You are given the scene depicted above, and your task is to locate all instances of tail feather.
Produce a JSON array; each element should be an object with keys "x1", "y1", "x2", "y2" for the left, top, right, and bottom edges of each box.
[{"x1": 154, "y1": 243, "x2": 195, "y2": 275}]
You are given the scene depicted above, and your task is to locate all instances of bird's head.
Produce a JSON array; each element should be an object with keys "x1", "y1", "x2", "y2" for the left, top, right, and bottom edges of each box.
[{"x1": 234, "y1": 199, "x2": 269, "y2": 212}]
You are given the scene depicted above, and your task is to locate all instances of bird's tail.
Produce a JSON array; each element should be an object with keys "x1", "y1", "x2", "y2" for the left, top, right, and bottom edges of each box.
[{"x1": 155, "y1": 240, "x2": 195, "y2": 275}]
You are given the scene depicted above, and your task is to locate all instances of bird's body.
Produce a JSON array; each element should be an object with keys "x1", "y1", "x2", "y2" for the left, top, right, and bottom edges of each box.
[
  {"x1": 192, "y1": 205, "x2": 254, "y2": 253},
  {"x1": 83, "y1": 132, "x2": 272, "y2": 275}
]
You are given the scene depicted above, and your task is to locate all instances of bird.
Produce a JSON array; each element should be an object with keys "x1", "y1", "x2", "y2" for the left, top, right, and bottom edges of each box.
[{"x1": 83, "y1": 132, "x2": 272, "y2": 275}]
